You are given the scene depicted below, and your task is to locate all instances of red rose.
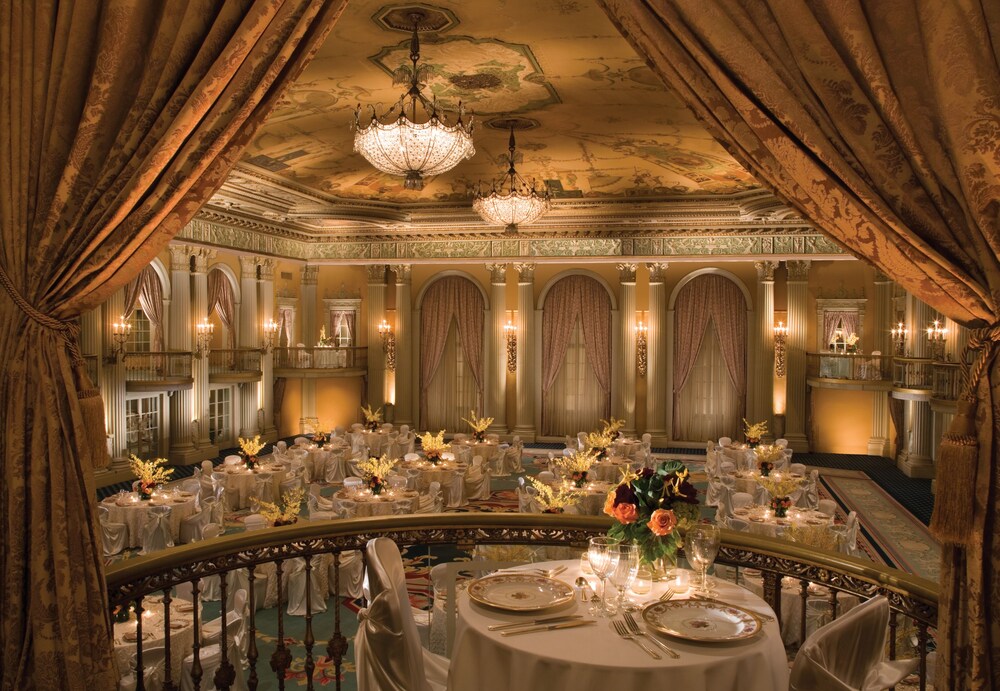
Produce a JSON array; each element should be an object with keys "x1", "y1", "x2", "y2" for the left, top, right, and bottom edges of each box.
[
  {"x1": 612, "y1": 501, "x2": 639, "y2": 524},
  {"x1": 647, "y1": 509, "x2": 678, "y2": 536}
]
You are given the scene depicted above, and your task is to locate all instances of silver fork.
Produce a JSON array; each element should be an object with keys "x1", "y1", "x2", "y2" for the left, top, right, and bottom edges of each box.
[
  {"x1": 624, "y1": 612, "x2": 680, "y2": 658},
  {"x1": 612, "y1": 619, "x2": 661, "y2": 659},
  {"x1": 658, "y1": 587, "x2": 676, "y2": 601}
]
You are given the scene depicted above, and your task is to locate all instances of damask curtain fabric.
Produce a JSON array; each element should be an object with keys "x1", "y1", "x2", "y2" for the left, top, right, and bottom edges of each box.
[
  {"x1": 208, "y1": 269, "x2": 237, "y2": 350},
  {"x1": 675, "y1": 321, "x2": 741, "y2": 441},
  {"x1": 599, "y1": 1, "x2": 1000, "y2": 685},
  {"x1": 124, "y1": 266, "x2": 165, "y2": 351},
  {"x1": 822, "y1": 311, "x2": 859, "y2": 348},
  {"x1": 0, "y1": 2, "x2": 345, "y2": 688},
  {"x1": 541, "y1": 275, "x2": 612, "y2": 393},
  {"x1": 424, "y1": 321, "x2": 480, "y2": 430},
  {"x1": 542, "y1": 320, "x2": 609, "y2": 436}
]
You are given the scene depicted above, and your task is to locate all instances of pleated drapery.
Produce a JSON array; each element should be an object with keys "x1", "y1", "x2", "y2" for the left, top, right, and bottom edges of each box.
[
  {"x1": 123, "y1": 265, "x2": 164, "y2": 351},
  {"x1": 675, "y1": 321, "x2": 741, "y2": 441},
  {"x1": 599, "y1": 1, "x2": 1000, "y2": 685},
  {"x1": 541, "y1": 275, "x2": 612, "y2": 393},
  {"x1": 208, "y1": 268, "x2": 237, "y2": 349},
  {"x1": 419, "y1": 276, "x2": 485, "y2": 420},
  {"x1": 822, "y1": 311, "x2": 859, "y2": 349},
  {"x1": 0, "y1": 2, "x2": 346, "y2": 687},
  {"x1": 424, "y1": 320, "x2": 480, "y2": 431}
]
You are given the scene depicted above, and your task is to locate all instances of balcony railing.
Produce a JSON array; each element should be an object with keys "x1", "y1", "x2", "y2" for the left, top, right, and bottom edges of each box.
[
  {"x1": 273, "y1": 346, "x2": 368, "y2": 370},
  {"x1": 806, "y1": 352, "x2": 890, "y2": 381},
  {"x1": 208, "y1": 349, "x2": 262, "y2": 377},
  {"x1": 932, "y1": 361, "x2": 962, "y2": 401},
  {"x1": 106, "y1": 514, "x2": 938, "y2": 691},
  {"x1": 122, "y1": 352, "x2": 193, "y2": 389},
  {"x1": 892, "y1": 356, "x2": 935, "y2": 389}
]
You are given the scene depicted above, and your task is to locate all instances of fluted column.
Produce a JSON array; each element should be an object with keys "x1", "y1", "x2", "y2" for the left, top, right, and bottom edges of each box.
[
  {"x1": 237, "y1": 256, "x2": 259, "y2": 437},
  {"x1": 485, "y1": 263, "x2": 508, "y2": 434},
  {"x1": 168, "y1": 245, "x2": 196, "y2": 459},
  {"x1": 300, "y1": 265, "x2": 318, "y2": 431},
  {"x1": 102, "y1": 288, "x2": 128, "y2": 465},
  {"x1": 616, "y1": 263, "x2": 638, "y2": 436},
  {"x1": 751, "y1": 261, "x2": 777, "y2": 433},
  {"x1": 899, "y1": 295, "x2": 934, "y2": 476},
  {"x1": 784, "y1": 260, "x2": 810, "y2": 450},
  {"x1": 393, "y1": 265, "x2": 414, "y2": 426},
  {"x1": 258, "y1": 258, "x2": 277, "y2": 440},
  {"x1": 513, "y1": 263, "x2": 536, "y2": 440},
  {"x1": 367, "y1": 265, "x2": 387, "y2": 410},
  {"x1": 868, "y1": 270, "x2": 893, "y2": 456},
  {"x1": 191, "y1": 248, "x2": 217, "y2": 454},
  {"x1": 644, "y1": 263, "x2": 668, "y2": 439}
]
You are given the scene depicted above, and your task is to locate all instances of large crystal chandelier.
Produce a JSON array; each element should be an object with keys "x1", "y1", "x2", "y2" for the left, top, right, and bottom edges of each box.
[
  {"x1": 473, "y1": 128, "x2": 550, "y2": 234},
  {"x1": 353, "y1": 12, "x2": 475, "y2": 191}
]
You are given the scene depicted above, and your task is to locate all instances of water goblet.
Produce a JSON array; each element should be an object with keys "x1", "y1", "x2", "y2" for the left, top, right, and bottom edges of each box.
[
  {"x1": 587, "y1": 537, "x2": 619, "y2": 618},
  {"x1": 687, "y1": 524, "x2": 721, "y2": 596},
  {"x1": 609, "y1": 543, "x2": 640, "y2": 612}
]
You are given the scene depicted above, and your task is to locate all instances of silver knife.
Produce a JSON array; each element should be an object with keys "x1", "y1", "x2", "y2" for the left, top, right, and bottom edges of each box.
[
  {"x1": 488, "y1": 614, "x2": 583, "y2": 631},
  {"x1": 501, "y1": 619, "x2": 597, "y2": 636},
  {"x1": 691, "y1": 594, "x2": 775, "y2": 622}
]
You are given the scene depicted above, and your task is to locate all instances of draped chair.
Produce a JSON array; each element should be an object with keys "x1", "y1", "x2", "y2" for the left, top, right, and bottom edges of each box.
[
  {"x1": 336, "y1": 499, "x2": 358, "y2": 519},
  {"x1": 731, "y1": 492, "x2": 754, "y2": 512},
  {"x1": 118, "y1": 645, "x2": 166, "y2": 691},
  {"x1": 415, "y1": 481, "x2": 443, "y2": 514},
  {"x1": 201, "y1": 589, "x2": 247, "y2": 646},
  {"x1": 285, "y1": 556, "x2": 328, "y2": 616},
  {"x1": 704, "y1": 474, "x2": 725, "y2": 509},
  {"x1": 444, "y1": 469, "x2": 467, "y2": 509},
  {"x1": 139, "y1": 506, "x2": 173, "y2": 555},
  {"x1": 464, "y1": 455, "x2": 491, "y2": 501},
  {"x1": 355, "y1": 538, "x2": 449, "y2": 691},
  {"x1": 324, "y1": 448, "x2": 348, "y2": 484},
  {"x1": 306, "y1": 494, "x2": 338, "y2": 521},
  {"x1": 243, "y1": 514, "x2": 267, "y2": 531},
  {"x1": 178, "y1": 507, "x2": 213, "y2": 544},
  {"x1": 516, "y1": 477, "x2": 540, "y2": 514},
  {"x1": 798, "y1": 470, "x2": 821, "y2": 510},
  {"x1": 388, "y1": 475, "x2": 408, "y2": 491},
  {"x1": 329, "y1": 550, "x2": 365, "y2": 600},
  {"x1": 405, "y1": 468, "x2": 423, "y2": 491},
  {"x1": 97, "y1": 505, "x2": 128, "y2": 557},
  {"x1": 843, "y1": 512, "x2": 861, "y2": 557},
  {"x1": 251, "y1": 475, "x2": 274, "y2": 507},
  {"x1": 344, "y1": 476, "x2": 364, "y2": 491},
  {"x1": 180, "y1": 638, "x2": 247, "y2": 691},
  {"x1": 201, "y1": 495, "x2": 223, "y2": 529}
]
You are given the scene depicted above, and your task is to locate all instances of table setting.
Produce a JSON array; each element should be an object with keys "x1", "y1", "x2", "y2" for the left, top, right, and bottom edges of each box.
[
  {"x1": 102, "y1": 489, "x2": 198, "y2": 548},
  {"x1": 732, "y1": 504, "x2": 836, "y2": 548},
  {"x1": 112, "y1": 595, "x2": 198, "y2": 681},
  {"x1": 217, "y1": 461, "x2": 286, "y2": 510},
  {"x1": 333, "y1": 485, "x2": 420, "y2": 516}
]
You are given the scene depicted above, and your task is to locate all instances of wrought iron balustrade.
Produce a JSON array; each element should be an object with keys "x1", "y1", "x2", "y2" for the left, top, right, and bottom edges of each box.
[
  {"x1": 931, "y1": 361, "x2": 962, "y2": 401},
  {"x1": 208, "y1": 349, "x2": 262, "y2": 375},
  {"x1": 122, "y1": 352, "x2": 193, "y2": 384},
  {"x1": 273, "y1": 346, "x2": 368, "y2": 370}
]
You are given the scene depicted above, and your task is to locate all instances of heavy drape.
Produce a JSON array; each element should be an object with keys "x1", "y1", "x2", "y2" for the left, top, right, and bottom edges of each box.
[
  {"x1": 542, "y1": 320, "x2": 610, "y2": 436},
  {"x1": 822, "y1": 311, "x2": 859, "y2": 349},
  {"x1": 208, "y1": 268, "x2": 238, "y2": 349},
  {"x1": 0, "y1": 2, "x2": 345, "y2": 688},
  {"x1": 675, "y1": 321, "x2": 742, "y2": 441},
  {"x1": 599, "y1": 1, "x2": 1000, "y2": 686},
  {"x1": 123, "y1": 265, "x2": 165, "y2": 351},
  {"x1": 424, "y1": 320, "x2": 480, "y2": 431},
  {"x1": 541, "y1": 275, "x2": 612, "y2": 394}
]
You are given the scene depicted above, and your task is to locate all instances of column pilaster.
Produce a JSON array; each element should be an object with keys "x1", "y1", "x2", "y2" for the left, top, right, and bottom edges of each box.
[
  {"x1": 300, "y1": 265, "x2": 318, "y2": 431},
  {"x1": 868, "y1": 270, "x2": 893, "y2": 456},
  {"x1": 485, "y1": 263, "x2": 508, "y2": 434},
  {"x1": 751, "y1": 261, "x2": 777, "y2": 434},
  {"x1": 102, "y1": 288, "x2": 128, "y2": 466},
  {"x1": 616, "y1": 263, "x2": 638, "y2": 436},
  {"x1": 784, "y1": 260, "x2": 810, "y2": 450},
  {"x1": 167, "y1": 245, "x2": 196, "y2": 460},
  {"x1": 513, "y1": 263, "x2": 536, "y2": 440},
  {"x1": 258, "y1": 258, "x2": 277, "y2": 440},
  {"x1": 393, "y1": 265, "x2": 414, "y2": 426},
  {"x1": 898, "y1": 295, "x2": 934, "y2": 476},
  {"x1": 367, "y1": 265, "x2": 387, "y2": 411},
  {"x1": 191, "y1": 248, "x2": 217, "y2": 456}
]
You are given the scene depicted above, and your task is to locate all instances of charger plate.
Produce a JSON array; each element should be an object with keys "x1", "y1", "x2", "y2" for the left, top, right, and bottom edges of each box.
[
  {"x1": 642, "y1": 599, "x2": 762, "y2": 642},
  {"x1": 468, "y1": 574, "x2": 574, "y2": 612}
]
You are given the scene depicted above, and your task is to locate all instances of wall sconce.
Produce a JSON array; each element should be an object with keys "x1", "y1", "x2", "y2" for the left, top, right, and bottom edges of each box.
[
  {"x1": 195, "y1": 319, "x2": 214, "y2": 359},
  {"x1": 890, "y1": 321, "x2": 908, "y2": 356},
  {"x1": 261, "y1": 318, "x2": 279, "y2": 353},
  {"x1": 504, "y1": 314, "x2": 517, "y2": 373},
  {"x1": 634, "y1": 318, "x2": 648, "y2": 377},
  {"x1": 926, "y1": 319, "x2": 947, "y2": 360},
  {"x1": 107, "y1": 315, "x2": 132, "y2": 362},
  {"x1": 773, "y1": 321, "x2": 788, "y2": 377},
  {"x1": 379, "y1": 318, "x2": 396, "y2": 371}
]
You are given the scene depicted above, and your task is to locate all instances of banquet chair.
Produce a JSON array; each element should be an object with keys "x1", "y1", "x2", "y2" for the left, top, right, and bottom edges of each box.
[
  {"x1": 416, "y1": 481, "x2": 443, "y2": 513},
  {"x1": 445, "y1": 469, "x2": 468, "y2": 509},
  {"x1": 393, "y1": 499, "x2": 414, "y2": 515},
  {"x1": 199, "y1": 467, "x2": 217, "y2": 503},
  {"x1": 720, "y1": 461, "x2": 735, "y2": 475},
  {"x1": 336, "y1": 499, "x2": 359, "y2": 519},
  {"x1": 309, "y1": 483, "x2": 336, "y2": 509},
  {"x1": 202, "y1": 589, "x2": 247, "y2": 646},
  {"x1": 714, "y1": 486, "x2": 736, "y2": 524},
  {"x1": 577, "y1": 431, "x2": 588, "y2": 449},
  {"x1": 118, "y1": 644, "x2": 166, "y2": 691},
  {"x1": 180, "y1": 637, "x2": 248, "y2": 691},
  {"x1": 731, "y1": 492, "x2": 754, "y2": 511},
  {"x1": 564, "y1": 435, "x2": 576, "y2": 451},
  {"x1": 285, "y1": 556, "x2": 328, "y2": 616},
  {"x1": 243, "y1": 514, "x2": 267, "y2": 531},
  {"x1": 388, "y1": 475, "x2": 409, "y2": 491},
  {"x1": 464, "y1": 455, "x2": 491, "y2": 501},
  {"x1": 139, "y1": 506, "x2": 174, "y2": 555},
  {"x1": 719, "y1": 436, "x2": 732, "y2": 446},
  {"x1": 705, "y1": 474, "x2": 724, "y2": 508},
  {"x1": 728, "y1": 517, "x2": 750, "y2": 532},
  {"x1": 818, "y1": 499, "x2": 838, "y2": 517},
  {"x1": 306, "y1": 494, "x2": 339, "y2": 521},
  {"x1": 516, "y1": 477, "x2": 541, "y2": 513},
  {"x1": 799, "y1": 470, "x2": 821, "y2": 509},
  {"x1": 97, "y1": 505, "x2": 128, "y2": 556},
  {"x1": 491, "y1": 445, "x2": 510, "y2": 477},
  {"x1": 452, "y1": 432, "x2": 468, "y2": 443},
  {"x1": 224, "y1": 454, "x2": 242, "y2": 466},
  {"x1": 330, "y1": 549, "x2": 366, "y2": 599},
  {"x1": 178, "y1": 506, "x2": 213, "y2": 544},
  {"x1": 279, "y1": 474, "x2": 304, "y2": 496},
  {"x1": 275, "y1": 440, "x2": 287, "y2": 453},
  {"x1": 324, "y1": 447, "x2": 348, "y2": 483},
  {"x1": 790, "y1": 462, "x2": 807, "y2": 475},
  {"x1": 294, "y1": 436, "x2": 310, "y2": 446},
  {"x1": 843, "y1": 511, "x2": 860, "y2": 556},
  {"x1": 251, "y1": 474, "x2": 274, "y2": 507},
  {"x1": 789, "y1": 596, "x2": 917, "y2": 691},
  {"x1": 537, "y1": 470, "x2": 556, "y2": 484},
  {"x1": 452, "y1": 445, "x2": 472, "y2": 463},
  {"x1": 344, "y1": 476, "x2": 364, "y2": 491},
  {"x1": 775, "y1": 438, "x2": 789, "y2": 448},
  {"x1": 355, "y1": 538, "x2": 449, "y2": 691},
  {"x1": 508, "y1": 436, "x2": 524, "y2": 472}
]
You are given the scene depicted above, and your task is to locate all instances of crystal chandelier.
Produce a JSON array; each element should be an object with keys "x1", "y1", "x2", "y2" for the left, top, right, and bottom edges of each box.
[
  {"x1": 353, "y1": 12, "x2": 475, "y2": 191},
  {"x1": 473, "y1": 128, "x2": 550, "y2": 234}
]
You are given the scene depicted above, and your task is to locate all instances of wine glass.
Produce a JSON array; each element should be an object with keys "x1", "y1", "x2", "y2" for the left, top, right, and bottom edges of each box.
[
  {"x1": 687, "y1": 524, "x2": 721, "y2": 596},
  {"x1": 587, "y1": 537, "x2": 620, "y2": 617},
  {"x1": 609, "y1": 543, "x2": 640, "y2": 612}
]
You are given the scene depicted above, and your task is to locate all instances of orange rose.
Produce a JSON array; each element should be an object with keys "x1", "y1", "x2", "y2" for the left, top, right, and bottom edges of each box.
[
  {"x1": 611, "y1": 501, "x2": 639, "y2": 524},
  {"x1": 647, "y1": 509, "x2": 678, "y2": 536},
  {"x1": 603, "y1": 492, "x2": 616, "y2": 518}
]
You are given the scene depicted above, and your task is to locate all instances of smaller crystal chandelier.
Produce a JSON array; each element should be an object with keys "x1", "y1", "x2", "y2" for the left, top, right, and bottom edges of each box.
[
  {"x1": 353, "y1": 12, "x2": 475, "y2": 191},
  {"x1": 473, "y1": 127, "x2": 550, "y2": 234}
]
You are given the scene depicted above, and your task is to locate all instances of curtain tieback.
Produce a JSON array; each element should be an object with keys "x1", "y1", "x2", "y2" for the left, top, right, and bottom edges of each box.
[{"x1": 0, "y1": 262, "x2": 83, "y2": 363}]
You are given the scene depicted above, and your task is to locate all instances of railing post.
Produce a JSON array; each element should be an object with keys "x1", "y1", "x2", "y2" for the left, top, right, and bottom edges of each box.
[
  {"x1": 270, "y1": 560, "x2": 291, "y2": 690},
  {"x1": 135, "y1": 597, "x2": 145, "y2": 691},
  {"x1": 327, "y1": 552, "x2": 349, "y2": 691},
  {"x1": 304, "y1": 557, "x2": 316, "y2": 690},
  {"x1": 247, "y1": 568, "x2": 259, "y2": 691},
  {"x1": 191, "y1": 579, "x2": 203, "y2": 691},
  {"x1": 216, "y1": 573, "x2": 235, "y2": 690},
  {"x1": 163, "y1": 589, "x2": 176, "y2": 691},
  {"x1": 762, "y1": 570, "x2": 782, "y2": 631}
]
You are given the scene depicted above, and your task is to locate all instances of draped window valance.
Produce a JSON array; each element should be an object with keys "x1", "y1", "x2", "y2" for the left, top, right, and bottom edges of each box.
[{"x1": 123, "y1": 265, "x2": 164, "y2": 351}]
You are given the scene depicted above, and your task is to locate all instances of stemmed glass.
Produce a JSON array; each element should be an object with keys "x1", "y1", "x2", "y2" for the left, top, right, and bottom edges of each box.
[
  {"x1": 587, "y1": 537, "x2": 620, "y2": 617},
  {"x1": 687, "y1": 524, "x2": 721, "y2": 596},
  {"x1": 609, "y1": 542, "x2": 641, "y2": 612}
]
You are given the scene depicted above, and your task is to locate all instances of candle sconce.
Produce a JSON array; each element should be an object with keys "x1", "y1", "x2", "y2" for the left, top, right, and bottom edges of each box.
[
  {"x1": 379, "y1": 318, "x2": 396, "y2": 371},
  {"x1": 773, "y1": 321, "x2": 788, "y2": 377}
]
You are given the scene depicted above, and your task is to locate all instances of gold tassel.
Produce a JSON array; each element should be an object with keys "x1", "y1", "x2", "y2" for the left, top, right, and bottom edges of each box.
[
  {"x1": 74, "y1": 363, "x2": 110, "y2": 471},
  {"x1": 930, "y1": 398, "x2": 979, "y2": 545}
]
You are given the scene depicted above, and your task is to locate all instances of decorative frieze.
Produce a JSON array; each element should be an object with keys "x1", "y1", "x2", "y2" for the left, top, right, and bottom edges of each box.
[{"x1": 300, "y1": 265, "x2": 319, "y2": 286}]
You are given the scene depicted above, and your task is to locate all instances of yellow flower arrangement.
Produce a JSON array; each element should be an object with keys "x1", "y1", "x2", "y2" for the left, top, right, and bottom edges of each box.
[
  {"x1": 259, "y1": 488, "x2": 305, "y2": 526},
  {"x1": 600, "y1": 417, "x2": 625, "y2": 439},
  {"x1": 585, "y1": 430, "x2": 613, "y2": 459},
  {"x1": 238, "y1": 435, "x2": 266, "y2": 469},
  {"x1": 461, "y1": 410, "x2": 494, "y2": 442},
  {"x1": 754, "y1": 444, "x2": 785, "y2": 475},
  {"x1": 557, "y1": 448, "x2": 599, "y2": 487},
  {"x1": 419, "y1": 430, "x2": 450, "y2": 463},
  {"x1": 356, "y1": 454, "x2": 398, "y2": 494},
  {"x1": 129, "y1": 454, "x2": 174, "y2": 497},
  {"x1": 528, "y1": 477, "x2": 581, "y2": 513},
  {"x1": 756, "y1": 473, "x2": 803, "y2": 501},
  {"x1": 743, "y1": 418, "x2": 768, "y2": 445},
  {"x1": 361, "y1": 404, "x2": 383, "y2": 431}
]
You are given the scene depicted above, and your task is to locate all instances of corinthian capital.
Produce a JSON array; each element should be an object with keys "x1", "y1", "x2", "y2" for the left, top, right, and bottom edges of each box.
[
  {"x1": 616, "y1": 263, "x2": 637, "y2": 283},
  {"x1": 754, "y1": 260, "x2": 777, "y2": 282}
]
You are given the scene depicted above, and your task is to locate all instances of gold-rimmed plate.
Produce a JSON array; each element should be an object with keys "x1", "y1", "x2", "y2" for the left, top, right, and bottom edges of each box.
[
  {"x1": 642, "y1": 599, "x2": 762, "y2": 643},
  {"x1": 468, "y1": 573, "x2": 574, "y2": 613}
]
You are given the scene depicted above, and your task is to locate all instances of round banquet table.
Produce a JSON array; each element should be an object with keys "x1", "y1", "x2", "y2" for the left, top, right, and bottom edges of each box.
[
  {"x1": 452, "y1": 439, "x2": 500, "y2": 465},
  {"x1": 612, "y1": 438, "x2": 643, "y2": 460},
  {"x1": 334, "y1": 487, "x2": 419, "y2": 516},
  {"x1": 449, "y1": 560, "x2": 789, "y2": 691},
  {"x1": 218, "y1": 464, "x2": 286, "y2": 510},
  {"x1": 103, "y1": 492, "x2": 199, "y2": 548},
  {"x1": 564, "y1": 480, "x2": 614, "y2": 515},
  {"x1": 113, "y1": 595, "x2": 198, "y2": 682},
  {"x1": 732, "y1": 506, "x2": 835, "y2": 549},
  {"x1": 361, "y1": 429, "x2": 392, "y2": 456},
  {"x1": 589, "y1": 457, "x2": 632, "y2": 482},
  {"x1": 399, "y1": 458, "x2": 468, "y2": 507}
]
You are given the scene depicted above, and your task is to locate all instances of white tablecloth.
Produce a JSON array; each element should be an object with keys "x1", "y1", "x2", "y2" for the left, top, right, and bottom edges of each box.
[
  {"x1": 334, "y1": 488, "x2": 419, "y2": 516},
  {"x1": 453, "y1": 440, "x2": 500, "y2": 465},
  {"x1": 732, "y1": 506, "x2": 836, "y2": 549},
  {"x1": 449, "y1": 560, "x2": 789, "y2": 691},
  {"x1": 589, "y1": 457, "x2": 632, "y2": 482},
  {"x1": 113, "y1": 596, "x2": 198, "y2": 682},
  {"x1": 103, "y1": 494, "x2": 199, "y2": 548},
  {"x1": 399, "y1": 459, "x2": 468, "y2": 507},
  {"x1": 218, "y1": 465, "x2": 286, "y2": 510}
]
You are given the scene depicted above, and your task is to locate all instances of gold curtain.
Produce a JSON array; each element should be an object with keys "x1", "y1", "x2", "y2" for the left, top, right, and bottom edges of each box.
[
  {"x1": 598, "y1": 0, "x2": 1000, "y2": 687},
  {"x1": 0, "y1": 1, "x2": 346, "y2": 688}
]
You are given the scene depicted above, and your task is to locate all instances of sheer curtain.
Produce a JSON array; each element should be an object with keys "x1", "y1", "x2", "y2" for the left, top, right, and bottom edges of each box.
[
  {"x1": 675, "y1": 321, "x2": 740, "y2": 441},
  {"x1": 822, "y1": 311, "x2": 859, "y2": 347},
  {"x1": 424, "y1": 320, "x2": 478, "y2": 431},
  {"x1": 543, "y1": 320, "x2": 607, "y2": 436}
]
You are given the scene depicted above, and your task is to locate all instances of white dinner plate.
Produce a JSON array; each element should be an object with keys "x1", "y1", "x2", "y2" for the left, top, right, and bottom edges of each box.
[
  {"x1": 467, "y1": 573, "x2": 574, "y2": 612},
  {"x1": 642, "y1": 599, "x2": 762, "y2": 642}
]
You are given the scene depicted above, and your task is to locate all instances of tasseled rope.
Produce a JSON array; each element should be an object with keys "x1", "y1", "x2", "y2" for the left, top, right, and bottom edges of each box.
[
  {"x1": 929, "y1": 324, "x2": 1000, "y2": 546},
  {"x1": 0, "y1": 262, "x2": 109, "y2": 470}
]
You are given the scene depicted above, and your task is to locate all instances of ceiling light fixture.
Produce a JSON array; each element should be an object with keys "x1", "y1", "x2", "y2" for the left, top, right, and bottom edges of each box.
[
  {"x1": 353, "y1": 11, "x2": 475, "y2": 191},
  {"x1": 473, "y1": 127, "x2": 550, "y2": 234}
]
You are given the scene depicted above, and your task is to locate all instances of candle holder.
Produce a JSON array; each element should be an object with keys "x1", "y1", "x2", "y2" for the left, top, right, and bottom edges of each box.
[
  {"x1": 926, "y1": 320, "x2": 947, "y2": 360},
  {"x1": 106, "y1": 316, "x2": 132, "y2": 363},
  {"x1": 773, "y1": 321, "x2": 788, "y2": 377},
  {"x1": 379, "y1": 318, "x2": 396, "y2": 371},
  {"x1": 195, "y1": 319, "x2": 214, "y2": 359},
  {"x1": 504, "y1": 316, "x2": 517, "y2": 373},
  {"x1": 261, "y1": 318, "x2": 279, "y2": 353},
  {"x1": 635, "y1": 319, "x2": 648, "y2": 378},
  {"x1": 890, "y1": 321, "x2": 908, "y2": 356}
]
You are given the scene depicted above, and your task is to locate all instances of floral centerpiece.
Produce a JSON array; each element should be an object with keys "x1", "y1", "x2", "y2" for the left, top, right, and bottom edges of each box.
[
  {"x1": 756, "y1": 474, "x2": 803, "y2": 519},
  {"x1": 317, "y1": 325, "x2": 334, "y2": 347},
  {"x1": 557, "y1": 448, "x2": 599, "y2": 488},
  {"x1": 361, "y1": 404, "x2": 383, "y2": 432},
  {"x1": 311, "y1": 428, "x2": 329, "y2": 447},
  {"x1": 754, "y1": 444, "x2": 784, "y2": 477},
  {"x1": 238, "y1": 435, "x2": 266, "y2": 470},
  {"x1": 585, "y1": 430, "x2": 613, "y2": 461},
  {"x1": 419, "y1": 430, "x2": 450, "y2": 465},
  {"x1": 529, "y1": 477, "x2": 581, "y2": 514},
  {"x1": 129, "y1": 454, "x2": 174, "y2": 500},
  {"x1": 845, "y1": 332, "x2": 860, "y2": 354},
  {"x1": 259, "y1": 488, "x2": 305, "y2": 526},
  {"x1": 461, "y1": 410, "x2": 494, "y2": 443},
  {"x1": 600, "y1": 417, "x2": 626, "y2": 441},
  {"x1": 604, "y1": 460, "x2": 700, "y2": 571},
  {"x1": 357, "y1": 454, "x2": 398, "y2": 495},
  {"x1": 111, "y1": 603, "x2": 133, "y2": 623},
  {"x1": 743, "y1": 418, "x2": 768, "y2": 448}
]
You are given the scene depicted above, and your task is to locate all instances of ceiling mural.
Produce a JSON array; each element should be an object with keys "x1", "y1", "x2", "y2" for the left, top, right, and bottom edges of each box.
[{"x1": 240, "y1": 0, "x2": 759, "y2": 204}]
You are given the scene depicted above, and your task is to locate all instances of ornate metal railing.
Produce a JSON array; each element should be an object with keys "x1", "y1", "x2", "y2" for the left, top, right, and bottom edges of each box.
[
  {"x1": 806, "y1": 352, "x2": 890, "y2": 381},
  {"x1": 273, "y1": 346, "x2": 368, "y2": 370},
  {"x1": 208, "y1": 349, "x2": 262, "y2": 375},
  {"x1": 892, "y1": 356, "x2": 935, "y2": 389},
  {"x1": 123, "y1": 352, "x2": 194, "y2": 384},
  {"x1": 932, "y1": 361, "x2": 962, "y2": 402},
  {"x1": 105, "y1": 514, "x2": 938, "y2": 691}
]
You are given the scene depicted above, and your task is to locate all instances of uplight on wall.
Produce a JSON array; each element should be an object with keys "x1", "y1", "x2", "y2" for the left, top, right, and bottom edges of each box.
[
  {"x1": 195, "y1": 319, "x2": 214, "y2": 359},
  {"x1": 107, "y1": 315, "x2": 132, "y2": 362},
  {"x1": 379, "y1": 318, "x2": 396, "y2": 372},
  {"x1": 773, "y1": 321, "x2": 788, "y2": 377},
  {"x1": 504, "y1": 312, "x2": 517, "y2": 372},
  {"x1": 635, "y1": 316, "x2": 648, "y2": 378}
]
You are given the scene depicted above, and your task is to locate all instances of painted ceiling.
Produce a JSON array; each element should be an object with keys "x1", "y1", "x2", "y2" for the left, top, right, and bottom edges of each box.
[{"x1": 242, "y1": 0, "x2": 760, "y2": 204}]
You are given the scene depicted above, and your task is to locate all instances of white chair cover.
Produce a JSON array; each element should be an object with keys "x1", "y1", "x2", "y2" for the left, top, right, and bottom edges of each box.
[
  {"x1": 294, "y1": 436, "x2": 310, "y2": 446},
  {"x1": 844, "y1": 511, "x2": 860, "y2": 556},
  {"x1": 344, "y1": 476, "x2": 364, "y2": 491},
  {"x1": 790, "y1": 462, "x2": 808, "y2": 475},
  {"x1": 178, "y1": 507, "x2": 212, "y2": 544},
  {"x1": 324, "y1": 448, "x2": 348, "y2": 484},
  {"x1": 275, "y1": 440, "x2": 287, "y2": 452},
  {"x1": 139, "y1": 506, "x2": 173, "y2": 554},
  {"x1": 416, "y1": 482, "x2": 442, "y2": 513},
  {"x1": 464, "y1": 456, "x2": 491, "y2": 501},
  {"x1": 118, "y1": 644, "x2": 166, "y2": 691},
  {"x1": 330, "y1": 551, "x2": 366, "y2": 599},
  {"x1": 445, "y1": 469, "x2": 467, "y2": 509},
  {"x1": 798, "y1": 470, "x2": 821, "y2": 510},
  {"x1": 731, "y1": 492, "x2": 754, "y2": 511},
  {"x1": 705, "y1": 475, "x2": 724, "y2": 508},
  {"x1": 789, "y1": 596, "x2": 917, "y2": 690},
  {"x1": 818, "y1": 499, "x2": 838, "y2": 517},
  {"x1": 286, "y1": 556, "x2": 328, "y2": 616},
  {"x1": 243, "y1": 514, "x2": 267, "y2": 531},
  {"x1": 201, "y1": 495, "x2": 223, "y2": 528},
  {"x1": 719, "y1": 436, "x2": 732, "y2": 446},
  {"x1": 537, "y1": 470, "x2": 555, "y2": 484},
  {"x1": 224, "y1": 454, "x2": 242, "y2": 466},
  {"x1": 252, "y1": 474, "x2": 274, "y2": 505},
  {"x1": 355, "y1": 538, "x2": 449, "y2": 691},
  {"x1": 775, "y1": 438, "x2": 789, "y2": 448},
  {"x1": 202, "y1": 589, "x2": 247, "y2": 645},
  {"x1": 307, "y1": 494, "x2": 339, "y2": 521},
  {"x1": 97, "y1": 505, "x2": 128, "y2": 556},
  {"x1": 180, "y1": 639, "x2": 248, "y2": 691},
  {"x1": 388, "y1": 475, "x2": 408, "y2": 491}
]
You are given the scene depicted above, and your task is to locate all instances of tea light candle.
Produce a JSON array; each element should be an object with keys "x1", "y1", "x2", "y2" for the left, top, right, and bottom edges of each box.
[
  {"x1": 673, "y1": 569, "x2": 691, "y2": 591},
  {"x1": 631, "y1": 566, "x2": 653, "y2": 595}
]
